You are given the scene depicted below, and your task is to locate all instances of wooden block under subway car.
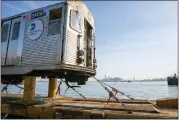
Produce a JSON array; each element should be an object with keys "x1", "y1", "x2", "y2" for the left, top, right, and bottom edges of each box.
[{"x1": 1, "y1": 1, "x2": 97, "y2": 85}]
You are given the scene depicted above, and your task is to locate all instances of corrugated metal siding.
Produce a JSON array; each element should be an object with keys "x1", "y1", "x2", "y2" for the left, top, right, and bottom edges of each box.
[
  {"x1": 65, "y1": 30, "x2": 77, "y2": 65},
  {"x1": 21, "y1": 16, "x2": 61, "y2": 66}
]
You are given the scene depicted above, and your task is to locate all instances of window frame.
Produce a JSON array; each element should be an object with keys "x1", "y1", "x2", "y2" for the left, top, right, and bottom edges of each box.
[
  {"x1": 48, "y1": 7, "x2": 62, "y2": 36},
  {"x1": 69, "y1": 10, "x2": 83, "y2": 33},
  {"x1": 11, "y1": 21, "x2": 20, "y2": 40},
  {"x1": 1, "y1": 24, "x2": 9, "y2": 43}
]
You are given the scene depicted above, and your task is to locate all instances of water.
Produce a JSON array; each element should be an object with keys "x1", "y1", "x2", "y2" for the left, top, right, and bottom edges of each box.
[{"x1": 2, "y1": 81, "x2": 178, "y2": 100}]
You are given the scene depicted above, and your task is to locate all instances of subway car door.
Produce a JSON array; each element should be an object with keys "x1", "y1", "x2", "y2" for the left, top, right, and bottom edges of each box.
[
  {"x1": 84, "y1": 19, "x2": 93, "y2": 68},
  {"x1": 69, "y1": 10, "x2": 85, "y2": 66},
  {"x1": 6, "y1": 17, "x2": 21, "y2": 66},
  {"x1": 1, "y1": 20, "x2": 11, "y2": 66}
]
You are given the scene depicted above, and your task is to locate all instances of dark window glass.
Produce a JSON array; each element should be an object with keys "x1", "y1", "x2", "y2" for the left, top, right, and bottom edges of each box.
[
  {"x1": 1, "y1": 24, "x2": 9, "y2": 42},
  {"x1": 48, "y1": 8, "x2": 62, "y2": 36},
  {"x1": 48, "y1": 20, "x2": 61, "y2": 35},
  {"x1": 12, "y1": 21, "x2": 20, "y2": 40},
  {"x1": 49, "y1": 8, "x2": 62, "y2": 21}
]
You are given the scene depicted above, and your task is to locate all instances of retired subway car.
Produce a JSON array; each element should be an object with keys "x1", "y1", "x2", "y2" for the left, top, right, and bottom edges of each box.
[{"x1": 1, "y1": 1, "x2": 97, "y2": 85}]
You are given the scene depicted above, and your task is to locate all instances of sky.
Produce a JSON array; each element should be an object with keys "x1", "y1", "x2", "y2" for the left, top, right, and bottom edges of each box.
[{"x1": 1, "y1": 1, "x2": 178, "y2": 80}]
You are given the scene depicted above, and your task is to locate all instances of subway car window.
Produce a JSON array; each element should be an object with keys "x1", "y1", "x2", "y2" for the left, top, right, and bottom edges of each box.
[
  {"x1": 1, "y1": 24, "x2": 9, "y2": 42},
  {"x1": 12, "y1": 21, "x2": 20, "y2": 40},
  {"x1": 48, "y1": 8, "x2": 62, "y2": 35},
  {"x1": 70, "y1": 10, "x2": 82, "y2": 33}
]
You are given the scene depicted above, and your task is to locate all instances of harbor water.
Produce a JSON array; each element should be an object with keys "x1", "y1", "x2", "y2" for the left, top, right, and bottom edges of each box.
[{"x1": 2, "y1": 80, "x2": 178, "y2": 100}]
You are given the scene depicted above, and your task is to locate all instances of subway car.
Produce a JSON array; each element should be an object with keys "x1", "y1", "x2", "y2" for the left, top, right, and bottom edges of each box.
[{"x1": 1, "y1": 1, "x2": 97, "y2": 85}]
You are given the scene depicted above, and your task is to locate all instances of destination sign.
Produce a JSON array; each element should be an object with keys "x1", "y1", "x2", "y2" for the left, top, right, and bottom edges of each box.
[{"x1": 31, "y1": 10, "x2": 46, "y2": 19}]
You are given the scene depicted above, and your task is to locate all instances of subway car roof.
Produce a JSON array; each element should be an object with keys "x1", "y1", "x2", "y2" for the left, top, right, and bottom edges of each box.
[{"x1": 2, "y1": 1, "x2": 94, "y2": 28}]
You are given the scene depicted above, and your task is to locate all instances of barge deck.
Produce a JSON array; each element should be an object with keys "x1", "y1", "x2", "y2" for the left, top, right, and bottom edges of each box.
[{"x1": 1, "y1": 94, "x2": 178, "y2": 119}]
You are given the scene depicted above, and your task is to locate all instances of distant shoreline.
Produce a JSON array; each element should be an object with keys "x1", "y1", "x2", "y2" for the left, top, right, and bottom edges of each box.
[
  {"x1": 36, "y1": 80, "x2": 167, "y2": 82},
  {"x1": 102, "y1": 80, "x2": 167, "y2": 82}
]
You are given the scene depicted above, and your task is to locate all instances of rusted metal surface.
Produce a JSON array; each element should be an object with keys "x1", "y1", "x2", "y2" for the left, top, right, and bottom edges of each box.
[
  {"x1": 71, "y1": 98, "x2": 154, "y2": 104},
  {"x1": 53, "y1": 103, "x2": 158, "y2": 113},
  {"x1": 156, "y1": 98, "x2": 178, "y2": 109},
  {"x1": 1, "y1": 94, "x2": 178, "y2": 119}
]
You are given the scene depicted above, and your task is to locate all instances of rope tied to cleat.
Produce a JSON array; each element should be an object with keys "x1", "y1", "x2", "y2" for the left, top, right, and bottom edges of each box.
[
  {"x1": 93, "y1": 77, "x2": 133, "y2": 114},
  {"x1": 102, "y1": 82, "x2": 135, "y2": 100}
]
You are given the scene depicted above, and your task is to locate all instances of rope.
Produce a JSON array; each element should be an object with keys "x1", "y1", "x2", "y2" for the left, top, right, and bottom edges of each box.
[
  {"x1": 71, "y1": 87, "x2": 86, "y2": 99},
  {"x1": 1, "y1": 79, "x2": 15, "y2": 94},
  {"x1": 51, "y1": 80, "x2": 63, "y2": 106},
  {"x1": 61, "y1": 79, "x2": 86, "y2": 99},
  {"x1": 2, "y1": 114, "x2": 8, "y2": 119},
  {"x1": 14, "y1": 84, "x2": 41, "y2": 97},
  {"x1": 102, "y1": 82, "x2": 135, "y2": 100},
  {"x1": 56, "y1": 80, "x2": 62, "y2": 95},
  {"x1": 93, "y1": 77, "x2": 132, "y2": 114}
]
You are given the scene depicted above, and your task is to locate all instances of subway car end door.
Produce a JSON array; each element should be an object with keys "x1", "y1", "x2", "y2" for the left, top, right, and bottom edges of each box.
[
  {"x1": 6, "y1": 17, "x2": 22, "y2": 66},
  {"x1": 1, "y1": 20, "x2": 11, "y2": 66}
]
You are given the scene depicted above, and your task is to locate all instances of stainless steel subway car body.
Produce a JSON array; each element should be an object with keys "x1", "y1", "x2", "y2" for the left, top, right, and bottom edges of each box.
[{"x1": 1, "y1": 1, "x2": 97, "y2": 85}]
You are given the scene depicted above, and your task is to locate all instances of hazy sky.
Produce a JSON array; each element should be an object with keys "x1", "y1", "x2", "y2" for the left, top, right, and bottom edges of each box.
[{"x1": 2, "y1": 1, "x2": 177, "y2": 80}]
